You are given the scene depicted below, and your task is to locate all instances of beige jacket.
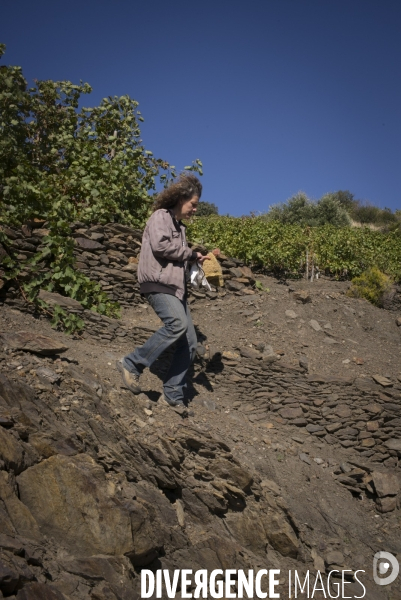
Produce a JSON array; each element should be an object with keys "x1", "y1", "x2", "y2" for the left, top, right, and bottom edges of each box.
[{"x1": 138, "y1": 209, "x2": 197, "y2": 300}]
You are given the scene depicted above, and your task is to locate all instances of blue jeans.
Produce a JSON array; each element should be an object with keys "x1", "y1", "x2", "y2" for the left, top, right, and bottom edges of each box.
[{"x1": 122, "y1": 293, "x2": 197, "y2": 404}]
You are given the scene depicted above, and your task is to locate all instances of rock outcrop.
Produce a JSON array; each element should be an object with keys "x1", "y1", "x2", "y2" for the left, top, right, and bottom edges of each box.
[{"x1": 0, "y1": 350, "x2": 306, "y2": 599}]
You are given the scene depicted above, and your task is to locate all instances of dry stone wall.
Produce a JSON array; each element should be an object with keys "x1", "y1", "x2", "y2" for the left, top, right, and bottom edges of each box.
[
  {"x1": 206, "y1": 350, "x2": 401, "y2": 509},
  {"x1": 0, "y1": 222, "x2": 258, "y2": 340}
]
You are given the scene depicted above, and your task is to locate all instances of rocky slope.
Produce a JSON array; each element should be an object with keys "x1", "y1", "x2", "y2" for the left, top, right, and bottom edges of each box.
[{"x1": 0, "y1": 269, "x2": 401, "y2": 599}]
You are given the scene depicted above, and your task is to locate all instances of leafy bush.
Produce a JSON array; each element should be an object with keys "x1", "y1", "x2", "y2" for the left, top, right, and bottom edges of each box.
[
  {"x1": 331, "y1": 190, "x2": 356, "y2": 212},
  {"x1": 0, "y1": 44, "x2": 203, "y2": 229},
  {"x1": 188, "y1": 216, "x2": 401, "y2": 281},
  {"x1": 351, "y1": 204, "x2": 398, "y2": 226},
  {"x1": 0, "y1": 43, "x2": 201, "y2": 330},
  {"x1": 265, "y1": 192, "x2": 351, "y2": 227},
  {"x1": 188, "y1": 216, "x2": 307, "y2": 272},
  {"x1": 347, "y1": 267, "x2": 393, "y2": 307},
  {"x1": 265, "y1": 193, "x2": 313, "y2": 225},
  {"x1": 195, "y1": 201, "x2": 218, "y2": 217},
  {"x1": 265, "y1": 190, "x2": 400, "y2": 229}
]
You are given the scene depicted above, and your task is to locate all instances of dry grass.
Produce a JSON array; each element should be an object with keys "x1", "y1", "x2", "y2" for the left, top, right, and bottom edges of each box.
[{"x1": 350, "y1": 219, "x2": 381, "y2": 231}]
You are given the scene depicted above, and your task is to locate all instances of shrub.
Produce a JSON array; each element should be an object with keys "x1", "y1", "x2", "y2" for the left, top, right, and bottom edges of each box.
[
  {"x1": 195, "y1": 201, "x2": 218, "y2": 216},
  {"x1": 315, "y1": 194, "x2": 351, "y2": 227},
  {"x1": 265, "y1": 193, "x2": 313, "y2": 225},
  {"x1": 347, "y1": 267, "x2": 393, "y2": 307},
  {"x1": 265, "y1": 192, "x2": 351, "y2": 227},
  {"x1": 0, "y1": 44, "x2": 202, "y2": 331},
  {"x1": 188, "y1": 217, "x2": 401, "y2": 281},
  {"x1": 331, "y1": 190, "x2": 356, "y2": 212},
  {"x1": 351, "y1": 204, "x2": 396, "y2": 225}
]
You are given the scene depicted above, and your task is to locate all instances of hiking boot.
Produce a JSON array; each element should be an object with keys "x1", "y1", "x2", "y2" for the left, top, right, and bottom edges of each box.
[
  {"x1": 160, "y1": 392, "x2": 185, "y2": 407},
  {"x1": 160, "y1": 393, "x2": 188, "y2": 416},
  {"x1": 116, "y1": 360, "x2": 141, "y2": 394}
]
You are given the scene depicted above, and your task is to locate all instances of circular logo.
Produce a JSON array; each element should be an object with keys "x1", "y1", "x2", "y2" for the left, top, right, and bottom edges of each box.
[{"x1": 373, "y1": 552, "x2": 399, "y2": 586}]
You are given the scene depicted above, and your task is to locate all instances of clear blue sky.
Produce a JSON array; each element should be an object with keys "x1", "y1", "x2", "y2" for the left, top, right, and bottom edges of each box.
[{"x1": 2, "y1": 0, "x2": 400, "y2": 215}]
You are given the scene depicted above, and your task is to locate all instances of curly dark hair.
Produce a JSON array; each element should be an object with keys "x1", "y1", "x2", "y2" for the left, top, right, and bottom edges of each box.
[{"x1": 153, "y1": 173, "x2": 202, "y2": 212}]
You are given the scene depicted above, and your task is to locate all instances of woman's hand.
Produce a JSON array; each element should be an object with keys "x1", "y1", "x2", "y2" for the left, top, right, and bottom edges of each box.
[{"x1": 196, "y1": 252, "x2": 211, "y2": 265}]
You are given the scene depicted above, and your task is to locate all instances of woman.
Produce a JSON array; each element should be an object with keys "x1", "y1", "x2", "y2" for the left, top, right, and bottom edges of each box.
[{"x1": 117, "y1": 173, "x2": 209, "y2": 408}]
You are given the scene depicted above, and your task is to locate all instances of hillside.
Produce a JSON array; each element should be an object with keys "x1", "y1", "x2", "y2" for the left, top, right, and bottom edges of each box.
[{"x1": 0, "y1": 269, "x2": 400, "y2": 599}]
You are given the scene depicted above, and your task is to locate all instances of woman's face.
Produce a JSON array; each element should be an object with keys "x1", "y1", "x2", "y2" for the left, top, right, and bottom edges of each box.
[{"x1": 176, "y1": 195, "x2": 199, "y2": 220}]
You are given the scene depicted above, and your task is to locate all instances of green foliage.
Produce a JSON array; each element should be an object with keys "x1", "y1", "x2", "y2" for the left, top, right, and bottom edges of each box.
[
  {"x1": 350, "y1": 203, "x2": 399, "y2": 226},
  {"x1": 347, "y1": 267, "x2": 393, "y2": 307},
  {"x1": 189, "y1": 216, "x2": 307, "y2": 271},
  {"x1": 264, "y1": 189, "x2": 400, "y2": 229},
  {"x1": 264, "y1": 192, "x2": 351, "y2": 227},
  {"x1": 255, "y1": 280, "x2": 270, "y2": 292},
  {"x1": 0, "y1": 45, "x2": 201, "y2": 331},
  {"x1": 317, "y1": 194, "x2": 352, "y2": 226},
  {"x1": 188, "y1": 216, "x2": 401, "y2": 281},
  {"x1": 331, "y1": 190, "x2": 356, "y2": 212},
  {"x1": 265, "y1": 193, "x2": 312, "y2": 225},
  {"x1": 50, "y1": 305, "x2": 85, "y2": 335},
  {"x1": 195, "y1": 201, "x2": 219, "y2": 217},
  {"x1": 326, "y1": 190, "x2": 400, "y2": 227},
  {"x1": 0, "y1": 46, "x2": 189, "y2": 228}
]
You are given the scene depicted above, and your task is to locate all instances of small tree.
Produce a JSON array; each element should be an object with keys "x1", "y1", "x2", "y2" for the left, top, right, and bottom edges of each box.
[
  {"x1": 316, "y1": 194, "x2": 351, "y2": 226},
  {"x1": 264, "y1": 192, "x2": 350, "y2": 227},
  {"x1": 0, "y1": 43, "x2": 202, "y2": 329},
  {"x1": 195, "y1": 201, "x2": 219, "y2": 217},
  {"x1": 265, "y1": 192, "x2": 313, "y2": 225},
  {"x1": 330, "y1": 190, "x2": 356, "y2": 212},
  {"x1": 0, "y1": 43, "x2": 202, "y2": 230}
]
